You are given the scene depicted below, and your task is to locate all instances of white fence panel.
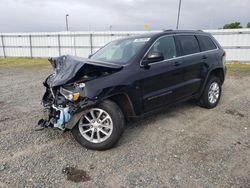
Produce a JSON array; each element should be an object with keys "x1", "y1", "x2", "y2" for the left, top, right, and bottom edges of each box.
[
  {"x1": 5, "y1": 47, "x2": 30, "y2": 57},
  {"x1": 0, "y1": 29, "x2": 250, "y2": 61},
  {"x1": 73, "y1": 34, "x2": 91, "y2": 56},
  {"x1": 225, "y1": 49, "x2": 250, "y2": 61},
  {"x1": 32, "y1": 47, "x2": 58, "y2": 58},
  {"x1": 32, "y1": 35, "x2": 58, "y2": 47},
  {"x1": 213, "y1": 33, "x2": 250, "y2": 47},
  {"x1": 4, "y1": 35, "x2": 30, "y2": 46},
  {"x1": 75, "y1": 48, "x2": 91, "y2": 57},
  {"x1": 207, "y1": 29, "x2": 250, "y2": 46},
  {"x1": 0, "y1": 36, "x2": 3, "y2": 57}
]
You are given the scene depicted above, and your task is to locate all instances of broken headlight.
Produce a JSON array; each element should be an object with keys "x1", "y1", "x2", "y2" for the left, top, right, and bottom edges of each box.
[{"x1": 60, "y1": 87, "x2": 80, "y2": 102}]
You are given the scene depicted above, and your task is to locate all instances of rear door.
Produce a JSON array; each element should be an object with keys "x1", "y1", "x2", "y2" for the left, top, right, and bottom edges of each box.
[
  {"x1": 195, "y1": 34, "x2": 219, "y2": 86},
  {"x1": 174, "y1": 35, "x2": 204, "y2": 97}
]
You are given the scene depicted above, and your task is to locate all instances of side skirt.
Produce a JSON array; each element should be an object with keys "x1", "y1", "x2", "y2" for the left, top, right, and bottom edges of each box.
[{"x1": 127, "y1": 93, "x2": 200, "y2": 121}]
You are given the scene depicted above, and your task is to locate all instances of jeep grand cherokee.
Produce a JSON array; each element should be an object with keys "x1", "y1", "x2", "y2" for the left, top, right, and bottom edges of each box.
[{"x1": 38, "y1": 30, "x2": 226, "y2": 150}]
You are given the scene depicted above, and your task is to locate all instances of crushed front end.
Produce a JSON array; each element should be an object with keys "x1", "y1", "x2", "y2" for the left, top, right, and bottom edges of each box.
[
  {"x1": 38, "y1": 79, "x2": 90, "y2": 130},
  {"x1": 37, "y1": 55, "x2": 122, "y2": 131}
]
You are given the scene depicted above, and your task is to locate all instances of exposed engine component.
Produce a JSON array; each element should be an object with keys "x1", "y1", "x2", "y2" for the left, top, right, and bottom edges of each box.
[{"x1": 52, "y1": 105, "x2": 71, "y2": 130}]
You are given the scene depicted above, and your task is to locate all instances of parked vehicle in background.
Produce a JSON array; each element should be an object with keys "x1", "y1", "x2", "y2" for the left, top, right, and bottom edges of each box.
[{"x1": 38, "y1": 30, "x2": 226, "y2": 150}]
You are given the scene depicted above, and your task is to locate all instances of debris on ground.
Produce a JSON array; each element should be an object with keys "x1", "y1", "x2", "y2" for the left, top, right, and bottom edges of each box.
[
  {"x1": 225, "y1": 109, "x2": 245, "y2": 117},
  {"x1": 62, "y1": 166, "x2": 91, "y2": 183}
]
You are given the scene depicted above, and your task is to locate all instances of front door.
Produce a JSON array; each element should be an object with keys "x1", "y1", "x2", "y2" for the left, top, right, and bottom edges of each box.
[{"x1": 140, "y1": 35, "x2": 186, "y2": 112}]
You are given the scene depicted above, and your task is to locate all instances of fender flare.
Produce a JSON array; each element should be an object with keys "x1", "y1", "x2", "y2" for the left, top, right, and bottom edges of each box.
[{"x1": 199, "y1": 66, "x2": 225, "y2": 98}]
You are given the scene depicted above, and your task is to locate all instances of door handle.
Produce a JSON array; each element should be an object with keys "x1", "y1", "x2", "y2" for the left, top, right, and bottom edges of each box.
[
  {"x1": 174, "y1": 61, "x2": 182, "y2": 66},
  {"x1": 202, "y1": 55, "x2": 208, "y2": 59}
]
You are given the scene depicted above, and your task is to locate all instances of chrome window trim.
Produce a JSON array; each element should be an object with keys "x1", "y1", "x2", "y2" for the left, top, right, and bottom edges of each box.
[{"x1": 140, "y1": 33, "x2": 219, "y2": 67}]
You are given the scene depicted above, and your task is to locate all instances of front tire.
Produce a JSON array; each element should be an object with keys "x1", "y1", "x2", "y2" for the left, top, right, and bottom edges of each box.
[
  {"x1": 199, "y1": 76, "x2": 222, "y2": 109},
  {"x1": 72, "y1": 100, "x2": 125, "y2": 150}
]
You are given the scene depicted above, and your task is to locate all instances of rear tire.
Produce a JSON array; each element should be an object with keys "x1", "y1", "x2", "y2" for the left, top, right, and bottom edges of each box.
[
  {"x1": 199, "y1": 76, "x2": 222, "y2": 109},
  {"x1": 72, "y1": 100, "x2": 125, "y2": 150}
]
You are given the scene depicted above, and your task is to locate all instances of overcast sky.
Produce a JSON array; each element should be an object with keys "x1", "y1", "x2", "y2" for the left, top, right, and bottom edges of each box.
[{"x1": 0, "y1": 0, "x2": 249, "y2": 32}]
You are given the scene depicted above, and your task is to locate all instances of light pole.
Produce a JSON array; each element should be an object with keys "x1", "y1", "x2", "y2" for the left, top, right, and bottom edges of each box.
[
  {"x1": 65, "y1": 14, "x2": 69, "y2": 31},
  {"x1": 176, "y1": 0, "x2": 182, "y2": 29}
]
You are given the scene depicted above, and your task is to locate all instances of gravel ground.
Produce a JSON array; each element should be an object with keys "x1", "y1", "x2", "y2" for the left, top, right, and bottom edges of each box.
[{"x1": 0, "y1": 67, "x2": 249, "y2": 188}]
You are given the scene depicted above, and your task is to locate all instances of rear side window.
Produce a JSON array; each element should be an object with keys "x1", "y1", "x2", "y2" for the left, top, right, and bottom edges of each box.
[
  {"x1": 176, "y1": 35, "x2": 200, "y2": 56},
  {"x1": 196, "y1": 35, "x2": 217, "y2": 51}
]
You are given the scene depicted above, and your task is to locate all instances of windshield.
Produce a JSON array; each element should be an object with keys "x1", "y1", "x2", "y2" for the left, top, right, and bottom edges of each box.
[{"x1": 90, "y1": 37, "x2": 150, "y2": 64}]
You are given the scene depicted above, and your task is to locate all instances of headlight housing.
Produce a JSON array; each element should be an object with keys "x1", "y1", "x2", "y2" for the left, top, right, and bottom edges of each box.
[{"x1": 60, "y1": 87, "x2": 80, "y2": 102}]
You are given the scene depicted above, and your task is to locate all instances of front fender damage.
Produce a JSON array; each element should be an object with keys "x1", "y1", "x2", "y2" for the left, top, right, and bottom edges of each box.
[
  {"x1": 65, "y1": 110, "x2": 87, "y2": 129},
  {"x1": 37, "y1": 55, "x2": 121, "y2": 131},
  {"x1": 64, "y1": 98, "x2": 98, "y2": 129}
]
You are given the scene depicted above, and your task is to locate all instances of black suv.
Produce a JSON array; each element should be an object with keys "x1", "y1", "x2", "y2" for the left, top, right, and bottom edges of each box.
[{"x1": 39, "y1": 30, "x2": 226, "y2": 150}]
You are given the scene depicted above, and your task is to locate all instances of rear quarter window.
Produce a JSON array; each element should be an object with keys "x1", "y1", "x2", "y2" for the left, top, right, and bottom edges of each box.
[
  {"x1": 196, "y1": 35, "x2": 217, "y2": 51},
  {"x1": 175, "y1": 35, "x2": 200, "y2": 56}
]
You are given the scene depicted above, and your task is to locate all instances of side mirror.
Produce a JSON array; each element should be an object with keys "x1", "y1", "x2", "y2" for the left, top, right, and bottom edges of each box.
[
  {"x1": 88, "y1": 54, "x2": 93, "y2": 59},
  {"x1": 142, "y1": 51, "x2": 164, "y2": 67}
]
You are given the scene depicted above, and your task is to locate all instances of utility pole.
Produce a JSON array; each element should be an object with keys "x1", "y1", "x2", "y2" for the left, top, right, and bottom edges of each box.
[
  {"x1": 176, "y1": 0, "x2": 182, "y2": 29},
  {"x1": 66, "y1": 14, "x2": 69, "y2": 31}
]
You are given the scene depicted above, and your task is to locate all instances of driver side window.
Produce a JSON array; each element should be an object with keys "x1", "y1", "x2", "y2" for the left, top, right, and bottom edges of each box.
[{"x1": 149, "y1": 36, "x2": 177, "y2": 60}]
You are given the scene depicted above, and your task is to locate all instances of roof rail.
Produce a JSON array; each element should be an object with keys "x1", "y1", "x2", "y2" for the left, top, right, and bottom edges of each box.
[
  {"x1": 163, "y1": 29, "x2": 173, "y2": 32},
  {"x1": 197, "y1": 30, "x2": 203, "y2": 32}
]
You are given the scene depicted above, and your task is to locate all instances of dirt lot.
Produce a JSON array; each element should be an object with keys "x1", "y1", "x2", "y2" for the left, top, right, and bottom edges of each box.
[{"x1": 0, "y1": 60, "x2": 250, "y2": 187}]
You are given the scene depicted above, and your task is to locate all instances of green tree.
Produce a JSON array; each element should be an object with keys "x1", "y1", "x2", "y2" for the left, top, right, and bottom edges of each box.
[
  {"x1": 223, "y1": 22, "x2": 242, "y2": 29},
  {"x1": 247, "y1": 22, "x2": 250, "y2": 28}
]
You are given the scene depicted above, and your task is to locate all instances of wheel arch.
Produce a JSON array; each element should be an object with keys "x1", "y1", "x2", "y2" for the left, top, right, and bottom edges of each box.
[
  {"x1": 200, "y1": 67, "x2": 225, "y2": 97},
  {"x1": 107, "y1": 93, "x2": 136, "y2": 120},
  {"x1": 65, "y1": 93, "x2": 136, "y2": 130},
  {"x1": 209, "y1": 68, "x2": 225, "y2": 84}
]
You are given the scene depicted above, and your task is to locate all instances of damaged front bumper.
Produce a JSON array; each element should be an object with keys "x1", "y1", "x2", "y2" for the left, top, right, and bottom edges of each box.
[{"x1": 38, "y1": 85, "x2": 96, "y2": 131}]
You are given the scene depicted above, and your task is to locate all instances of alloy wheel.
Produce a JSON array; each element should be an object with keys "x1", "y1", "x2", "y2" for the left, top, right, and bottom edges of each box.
[
  {"x1": 78, "y1": 108, "x2": 113, "y2": 144},
  {"x1": 208, "y1": 82, "x2": 220, "y2": 104}
]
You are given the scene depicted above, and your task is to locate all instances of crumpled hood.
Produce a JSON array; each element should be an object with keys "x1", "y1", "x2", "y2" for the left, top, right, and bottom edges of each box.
[{"x1": 46, "y1": 55, "x2": 123, "y2": 87}]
